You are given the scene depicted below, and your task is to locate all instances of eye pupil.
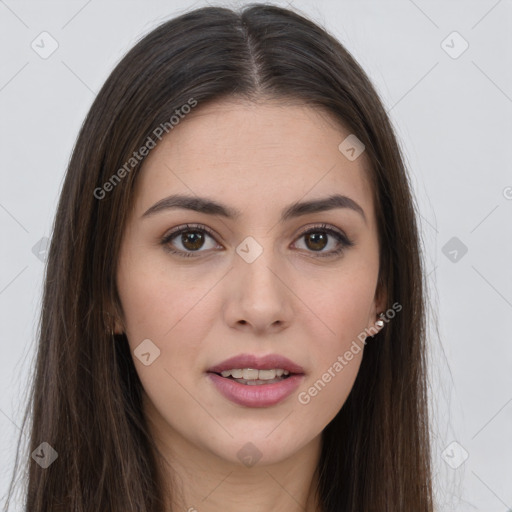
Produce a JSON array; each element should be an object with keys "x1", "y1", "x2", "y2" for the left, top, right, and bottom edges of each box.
[
  {"x1": 182, "y1": 231, "x2": 204, "y2": 250},
  {"x1": 305, "y1": 232, "x2": 327, "y2": 251}
]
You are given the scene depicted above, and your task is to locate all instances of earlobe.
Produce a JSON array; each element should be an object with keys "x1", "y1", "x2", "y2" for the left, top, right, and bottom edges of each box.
[
  {"x1": 373, "y1": 281, "x2": 388, "y2": 328},
  {"x1": 375, "y1": 312, "x2": 386, "y2": 329},
  {"x1": 104, "y1": 310, "x2": 125, "y2": 336},
  {"x1": 113, "y1": 318, "x2": 124, "y2": 335},
  {"x1": 366, "y1": 283, "x2": 388, "y2": 337},
  {"x1": 365, "y1": 312, "x2": 386, "y2": 338}
]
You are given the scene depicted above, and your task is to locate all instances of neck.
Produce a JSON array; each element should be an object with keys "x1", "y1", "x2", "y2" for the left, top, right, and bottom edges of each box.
[{"x1": 144, "y1": 397, "x2": 324, "y2": 512}]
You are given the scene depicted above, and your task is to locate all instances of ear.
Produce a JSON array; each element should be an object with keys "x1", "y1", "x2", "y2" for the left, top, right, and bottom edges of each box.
[
  {"x1": 375, "y1": 281, "x2": 387, "y2": 316},
  {"x1": 113, "y1": 317, "x2": 124, "y2": 335},
  {"x1": 105, "y1": 303, "x2": 125, "y2": 335},
  {"x1": 365, "y1": 280, "x2": 388, "y2": 335}
]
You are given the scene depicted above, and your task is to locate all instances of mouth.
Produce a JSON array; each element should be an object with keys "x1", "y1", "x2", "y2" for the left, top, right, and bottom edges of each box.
[
  {"x1": 208, "y1": 368, "x2": 297, "y2": 386},
  {"x1": 206, "y1": 354, "x2": 305, "y2": 405},
  {"x1": 206, "y1": 369, "x2": 305, "y2": 407}
]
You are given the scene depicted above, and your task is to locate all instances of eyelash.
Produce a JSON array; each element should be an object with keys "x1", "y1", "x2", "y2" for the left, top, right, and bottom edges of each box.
[{"x1": 160, "y1": 223, "x2": 354, "y2": 259}]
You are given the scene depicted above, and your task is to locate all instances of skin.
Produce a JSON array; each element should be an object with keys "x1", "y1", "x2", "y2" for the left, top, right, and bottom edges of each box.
[{"x1": 114, "y1": 98, "x2": 386, "y2": 512}]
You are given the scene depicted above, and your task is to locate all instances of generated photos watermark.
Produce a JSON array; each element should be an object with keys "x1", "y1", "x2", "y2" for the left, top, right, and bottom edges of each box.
[
  {"x1": 93, "y1": 97, "x2": 198, "y2": 200},
  {"x1": 297, "y1": 302, "x2": 402, "y2": 405}
]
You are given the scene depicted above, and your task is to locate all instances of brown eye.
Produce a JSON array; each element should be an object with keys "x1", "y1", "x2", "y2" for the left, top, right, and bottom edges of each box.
[
  {"x1": 161, "y1": 224, "x2": 220, "y2": 258},
  {"x1": 304, "y1": 232, "x2": 328, "y2": 251},
  {"x1": 294, "y1": 224, "x2": 354, "y2": 258},
  {"x1": 180, "y1": 230, "x2": 205, "y2": 251}
]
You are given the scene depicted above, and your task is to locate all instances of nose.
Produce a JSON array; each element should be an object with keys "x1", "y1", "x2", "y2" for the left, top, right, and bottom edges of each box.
[{"x1": 223, "y1": 243, "x2": 294, "y2": 335}]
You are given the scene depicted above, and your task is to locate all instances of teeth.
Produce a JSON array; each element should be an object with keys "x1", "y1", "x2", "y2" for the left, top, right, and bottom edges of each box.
[
  {"x1": 219, "y1": 368, "x2": 290, "y2": 380},
  {"x1": 243, "y1": 368, "x2": 259, "y2": 380}
]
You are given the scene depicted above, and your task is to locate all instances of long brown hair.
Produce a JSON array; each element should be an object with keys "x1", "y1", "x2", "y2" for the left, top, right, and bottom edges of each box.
[{"x1": 4, "y1": 4, "x2": 433, "y2": 511}]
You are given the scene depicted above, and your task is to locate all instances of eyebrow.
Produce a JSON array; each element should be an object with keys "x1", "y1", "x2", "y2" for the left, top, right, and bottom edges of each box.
[{"x1": 141, "y1": 193, "x2": 366, "y2": 224}]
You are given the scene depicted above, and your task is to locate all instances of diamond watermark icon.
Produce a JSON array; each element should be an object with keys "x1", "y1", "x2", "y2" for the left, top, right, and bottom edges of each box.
[
  {"x1": 338, "y1": 134, "x2": 365, "y2": 161},
  {"x1": 31, "y1": 31, "x2": 59, "y2": 60},
  {"x1": 236, "y1": 236, "x2": 263, "y2": 264},
  {"x1": 441, "y1": 31, "x2": 469, "y2": 59},
  {"x1": 442, "y1": 236, "x2": 468, "y2": 263},
  {"x1": 32, "y1": 236, "x2": 50, "y2": 262},
  {"x1": 134, "y1": 338, "x2": 161, "y2": 366},
  {"x1": 237, "y1": 442, "x2": 262, "y2": 467},
  {"x1": 32, "y1": 442, "x2": 58, "y2": 468},
  {"x1": 441, "y1": 441, "x2": 469, "y2": 469}
]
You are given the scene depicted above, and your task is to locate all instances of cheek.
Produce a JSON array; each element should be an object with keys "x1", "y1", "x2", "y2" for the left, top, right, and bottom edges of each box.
[
  {"x1": 116, "y1": 254, "x2": 223, "y2": 379},
  {"x1": 299, "y1": 267, "x2": 377, "y2": 349},
  {"x1": 116, "y1": 259, "x2": 218, "y2": 431},
  {"x1": 117, "y1": 253, "x2": 196, "y2": 340},
  {"x1": 293, "y1": 264, "x2": 376, "y2": 415}
]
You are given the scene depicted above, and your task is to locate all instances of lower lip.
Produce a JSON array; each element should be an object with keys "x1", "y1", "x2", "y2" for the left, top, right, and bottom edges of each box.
[{"x1": 207, "y1": 372, "x2": 305, "y2": 408}]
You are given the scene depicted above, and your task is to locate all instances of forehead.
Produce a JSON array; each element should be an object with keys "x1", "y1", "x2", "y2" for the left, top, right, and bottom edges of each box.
[{"x1": 132, "y1": 99, "x2": 375, "y2": 226}]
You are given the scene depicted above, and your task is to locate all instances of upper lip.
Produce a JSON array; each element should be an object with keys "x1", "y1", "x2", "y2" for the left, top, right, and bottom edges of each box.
[{"x1": 207, "y1": 353, "x2": 305, "y2": 375}]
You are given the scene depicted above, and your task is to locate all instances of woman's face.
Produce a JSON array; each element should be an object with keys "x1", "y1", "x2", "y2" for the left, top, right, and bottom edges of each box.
[{"x1": 115, "y1": 99, "x2": 385, "y2": 467}]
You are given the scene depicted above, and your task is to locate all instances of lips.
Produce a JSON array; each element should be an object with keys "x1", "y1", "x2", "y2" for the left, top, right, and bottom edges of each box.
[
  {"x1": 207, "y1": 372, "x2": 304, "y2": 407},
  {"x1": 207, "y1": 353, "x2": 305, "y2": 375}
]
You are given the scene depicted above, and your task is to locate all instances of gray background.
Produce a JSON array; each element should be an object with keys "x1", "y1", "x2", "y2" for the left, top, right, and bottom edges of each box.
[{"x1": 1, "y1": 1, "x2": 511, "y2": 510}]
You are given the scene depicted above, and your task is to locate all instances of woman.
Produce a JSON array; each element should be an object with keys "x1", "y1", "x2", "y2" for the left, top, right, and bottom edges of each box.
[{"x1": 6, "y1": 4, "x2": 433, "y2": 511}]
